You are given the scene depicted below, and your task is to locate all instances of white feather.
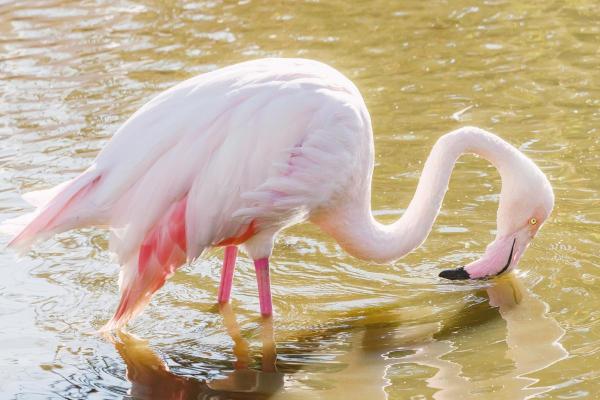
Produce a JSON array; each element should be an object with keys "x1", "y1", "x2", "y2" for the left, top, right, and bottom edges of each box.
[{"x1": 63, "y1": 58, "x2": 367, "y2": 263}]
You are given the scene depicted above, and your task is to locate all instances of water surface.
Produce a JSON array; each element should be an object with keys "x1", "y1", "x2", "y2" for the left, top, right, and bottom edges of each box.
[{"x1": 1, "y1": 0, "x2": 599, "y2": 398}]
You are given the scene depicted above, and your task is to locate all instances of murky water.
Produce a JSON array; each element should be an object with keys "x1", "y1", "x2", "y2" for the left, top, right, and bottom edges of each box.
[{"x1": 1, "y1": 0, "x2": 599, "y2": 398}]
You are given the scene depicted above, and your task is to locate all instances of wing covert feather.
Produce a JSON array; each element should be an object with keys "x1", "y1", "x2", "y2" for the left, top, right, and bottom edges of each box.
[{"x1": 15, "y1": 59, "x2": 368, "y2": 265}]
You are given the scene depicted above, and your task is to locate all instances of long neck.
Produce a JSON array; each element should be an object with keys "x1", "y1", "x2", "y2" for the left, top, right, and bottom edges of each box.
[{"x1": 316, "y1": 127, "x2": 526, "y2": 263}]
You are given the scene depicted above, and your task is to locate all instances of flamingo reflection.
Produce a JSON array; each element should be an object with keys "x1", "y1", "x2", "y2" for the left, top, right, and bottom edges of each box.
[
  {"x1": 111, "y1": 274, "x2": 567, "y2": 399},
  {"x1": 113, "y1": 304, "x2": 282, "y2": 399},
  {"x1": 403, "y1": 274, "x2": 568, "y2": 399}
]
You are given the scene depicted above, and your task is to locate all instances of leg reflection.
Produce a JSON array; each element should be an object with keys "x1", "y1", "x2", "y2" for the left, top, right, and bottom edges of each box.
[
  {"x1": 208, "y1": 303, "x2": 282, "y2": 392},
  {"x1": 112, "y1": 306, "x2": 282, "y2": 399},
  {"x1": 219, "y1": 302, "x2": 250, "y2": 370}
]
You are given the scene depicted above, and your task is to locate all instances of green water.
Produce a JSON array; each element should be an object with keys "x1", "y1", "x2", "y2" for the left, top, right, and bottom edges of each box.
[{"x1": 1, "y1": 0, "x2": 599, "y2": 398}]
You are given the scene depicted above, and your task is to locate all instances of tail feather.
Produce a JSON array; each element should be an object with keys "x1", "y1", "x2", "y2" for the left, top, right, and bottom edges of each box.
[
  {"x1": 102, "y1": 196, "x2": 190, "y2": 331},
  {"x1": 21, "y1": 180, "x2": 72, "y2": 207},
  {"x1": 7, "y1": 169, "x2": 102, "y2": 250},
  {"x1": 8, "y1": 173, "x2": 194, "y2": 331}
]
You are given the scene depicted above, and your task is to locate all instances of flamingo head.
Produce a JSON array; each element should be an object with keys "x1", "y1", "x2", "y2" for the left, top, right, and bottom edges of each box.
[{"x1": 439, "y1": 161, "x2": 554, "y2": 280}]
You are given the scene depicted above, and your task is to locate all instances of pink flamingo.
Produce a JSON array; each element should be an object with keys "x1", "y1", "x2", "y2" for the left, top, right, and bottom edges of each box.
[{"x1": 6, "y1": 58, "x2": 554, "y2": 330}]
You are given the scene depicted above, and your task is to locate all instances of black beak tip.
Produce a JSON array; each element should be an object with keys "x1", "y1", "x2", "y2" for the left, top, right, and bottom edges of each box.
[{"x1": 439, "y1": 266, "x2": 471, "y2": 280}]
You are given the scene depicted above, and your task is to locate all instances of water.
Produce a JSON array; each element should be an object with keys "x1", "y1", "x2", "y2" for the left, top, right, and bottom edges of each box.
[{"x1": 1, "y1": 0, "x2": 599, "y2": 398}]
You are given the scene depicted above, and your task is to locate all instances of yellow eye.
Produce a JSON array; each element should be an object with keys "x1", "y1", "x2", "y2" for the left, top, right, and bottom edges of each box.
[{"x1": 529, "y1": 218, "x2": 537, "y2": 225}]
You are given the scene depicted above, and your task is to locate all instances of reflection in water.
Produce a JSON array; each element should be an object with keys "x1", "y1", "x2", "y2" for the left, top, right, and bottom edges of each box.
[
  {"x1": 115, "y1": 333, "x2": 203, "y2": 399},
  {"x1": 402, "y1": 274, "x2": 568, "y2": 399},
  {"x1": 113, "y1": 304, "x2": 282, "y2": 399},
  {"x1": 111, "y1": 274, "x2": 566, "y2": 400}
]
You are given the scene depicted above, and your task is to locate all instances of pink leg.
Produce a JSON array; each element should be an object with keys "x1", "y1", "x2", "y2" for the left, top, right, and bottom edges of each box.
[
  {"x1": 218, "y1": 246, "x2": 238, "y2": 303},
  {"x1": 254, "y1": 258, "x2": 273, "y2": 316}
]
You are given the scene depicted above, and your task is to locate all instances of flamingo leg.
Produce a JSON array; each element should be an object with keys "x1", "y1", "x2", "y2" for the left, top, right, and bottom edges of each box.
[
  {"x1": 218, "y1": 246, "x2": 238, "y2": 303},
  {"x1": 254, "y1": 258, "x2": 273, "y2": 316}
]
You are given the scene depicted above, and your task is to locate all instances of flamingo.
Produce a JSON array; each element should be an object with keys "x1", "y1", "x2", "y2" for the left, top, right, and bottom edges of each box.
[{"x1": 5, "y1": 58, "x2": 554, "y2": 330}]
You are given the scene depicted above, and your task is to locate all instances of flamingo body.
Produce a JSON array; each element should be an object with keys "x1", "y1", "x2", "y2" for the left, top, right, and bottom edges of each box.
[
  {"x1": 6, "y1": 58, "x2": 554, "y2": 330},
  {"x1": 9, "y1": 58, "x2": 371, "y2": 328}
]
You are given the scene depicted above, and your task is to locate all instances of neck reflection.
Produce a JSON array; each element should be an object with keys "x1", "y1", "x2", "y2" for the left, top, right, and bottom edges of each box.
[{"x1": 405, "y1": 273, "x2": 568, "y2": 399}]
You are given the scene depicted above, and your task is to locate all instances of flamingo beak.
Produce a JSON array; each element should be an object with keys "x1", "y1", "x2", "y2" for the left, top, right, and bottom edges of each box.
[
  {"x1": 439, "y1": 232, "x2": 529, "y2": 281},
  {"x1": 438, "y1": 265, "x2": 471, "y2": 280}
]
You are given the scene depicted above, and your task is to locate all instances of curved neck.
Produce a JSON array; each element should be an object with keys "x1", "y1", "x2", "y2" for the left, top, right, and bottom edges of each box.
[{"x1": 316, "y1": 127, "x2": 527, "y2": 263}]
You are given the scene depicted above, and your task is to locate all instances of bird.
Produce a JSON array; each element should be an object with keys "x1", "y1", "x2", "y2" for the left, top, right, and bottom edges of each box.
[{"x1": 4, "y1": 58, "x2": 554, "y2": 331}]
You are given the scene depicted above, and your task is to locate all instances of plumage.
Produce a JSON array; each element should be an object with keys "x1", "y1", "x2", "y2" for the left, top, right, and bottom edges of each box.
[{"x1": 5, "y1": 58, "x2": 554, "y2": 330}]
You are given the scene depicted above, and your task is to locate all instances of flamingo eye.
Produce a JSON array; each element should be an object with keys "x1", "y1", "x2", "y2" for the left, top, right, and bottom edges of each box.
[{"x1": 529, "y1": 217, "x2": 537, "y2": 225}]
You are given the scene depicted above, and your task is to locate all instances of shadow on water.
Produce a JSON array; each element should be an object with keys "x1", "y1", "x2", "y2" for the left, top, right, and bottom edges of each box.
[{"x1": 109, "y1": 273, "x2": 567, "y2": 399}]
